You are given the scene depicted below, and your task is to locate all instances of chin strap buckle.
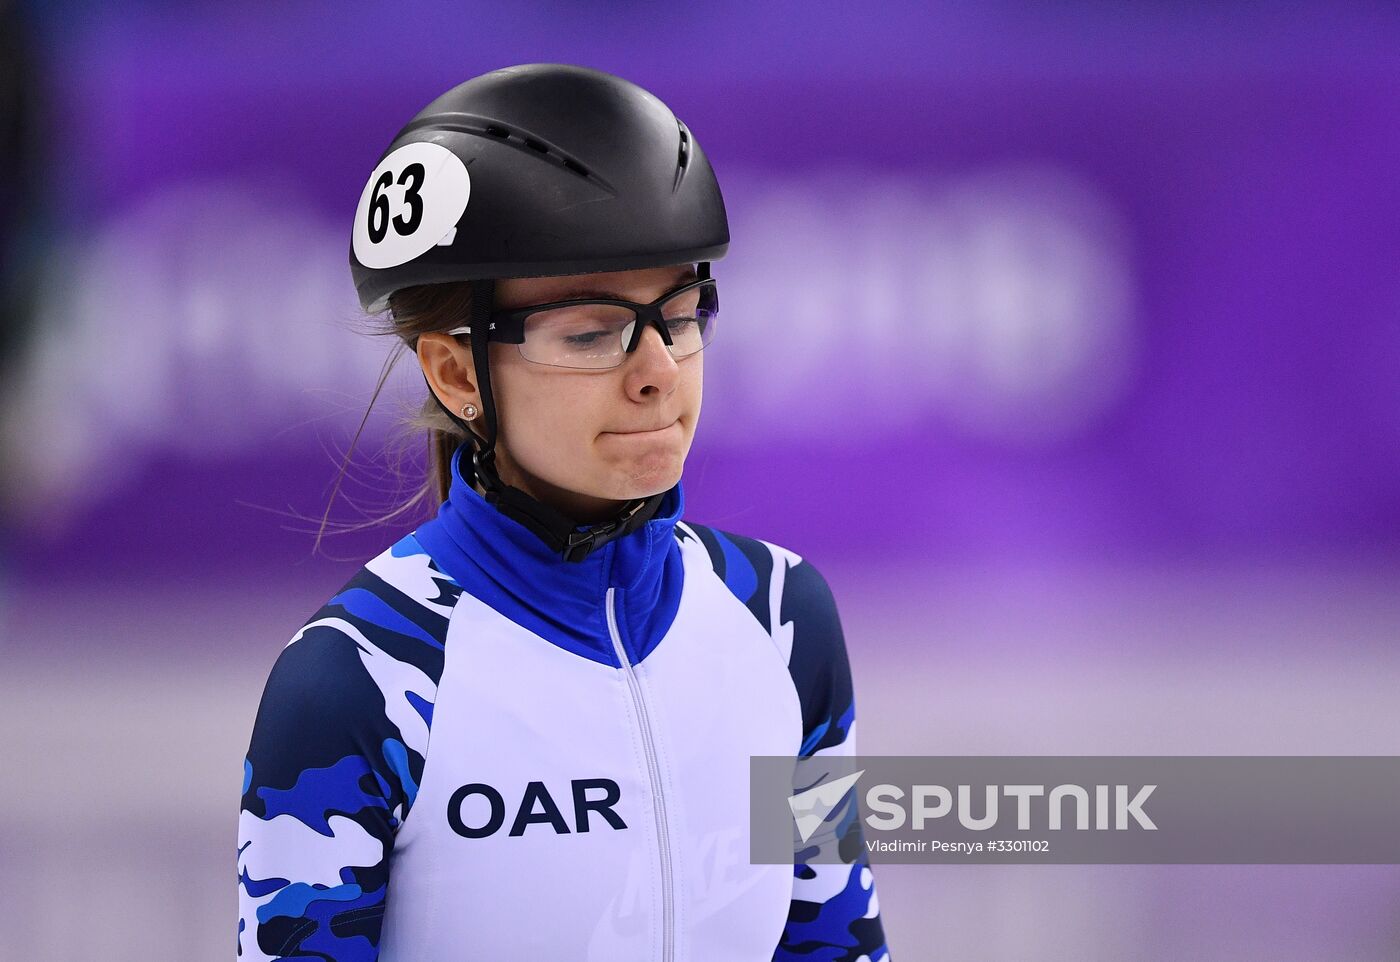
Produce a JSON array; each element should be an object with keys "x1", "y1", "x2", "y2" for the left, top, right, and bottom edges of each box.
[
  {"x1": 559, "y1": 497, "x2": 653, "y2": 562},
  {"x1": 562, "y1": 530, "x2": 600, "y2": 564}
]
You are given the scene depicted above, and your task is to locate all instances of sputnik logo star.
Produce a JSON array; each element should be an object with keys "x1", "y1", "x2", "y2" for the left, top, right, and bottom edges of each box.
[{"x1": 788, "y1": 769, "x2": 864, "y2": 843}]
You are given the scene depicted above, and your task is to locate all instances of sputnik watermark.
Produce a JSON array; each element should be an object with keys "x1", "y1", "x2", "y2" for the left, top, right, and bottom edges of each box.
[
  {"x1": 865, "y1": 782, "x2": 1156, "y2": 831},
  {"x1": 751, "y1": 756, "x2": 1400, "y2": 864},
  {"x1": 786, "y1": 773, "x2": 1156, "y2": 844}
]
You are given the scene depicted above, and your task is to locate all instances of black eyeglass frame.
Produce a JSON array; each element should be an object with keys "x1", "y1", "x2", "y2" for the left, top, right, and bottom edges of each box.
[{"x1": 445, "y1": 265, "x2": 718, "y2": 358}]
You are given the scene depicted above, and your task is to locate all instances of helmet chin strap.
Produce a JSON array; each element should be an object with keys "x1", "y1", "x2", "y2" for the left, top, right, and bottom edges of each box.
[{"x1": 426, "y1": 277, "x2": 667, "y2": 563}]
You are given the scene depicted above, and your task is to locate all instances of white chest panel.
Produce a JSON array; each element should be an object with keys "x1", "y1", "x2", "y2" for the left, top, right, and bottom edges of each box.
[{"x1": 379, "y1": 558, "x2": 802, "y2": 961}]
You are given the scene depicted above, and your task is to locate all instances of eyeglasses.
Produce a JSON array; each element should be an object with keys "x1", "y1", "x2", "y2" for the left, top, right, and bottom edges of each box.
[{"x1": 446, "y1": 276, "x2": 719, "y2": 370}]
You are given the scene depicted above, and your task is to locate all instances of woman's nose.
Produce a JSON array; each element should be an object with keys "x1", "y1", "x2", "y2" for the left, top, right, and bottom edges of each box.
[{"x1": 624, "y1": 323, "x2": 680, "y2": 397}]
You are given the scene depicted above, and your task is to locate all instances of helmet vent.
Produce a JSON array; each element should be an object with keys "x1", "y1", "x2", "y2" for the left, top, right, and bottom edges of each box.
[
  {"x1": 478, "y1": 120, "x2": 599, "y2": 183},
  {"x1": 677, "y1": 122, "x2": 691, "y2": 170},
  {"x1": 403, "y1": 115, "x2": 610, "y2": 190},
  {"x1": 672, "y1": 121, "x2": 692, "y2": 192}
]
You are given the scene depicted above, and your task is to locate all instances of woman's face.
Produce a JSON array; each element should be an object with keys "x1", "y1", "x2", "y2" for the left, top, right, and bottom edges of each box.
[{"x1": 418, "y1": 263, "x2": 704, "y2": 522}]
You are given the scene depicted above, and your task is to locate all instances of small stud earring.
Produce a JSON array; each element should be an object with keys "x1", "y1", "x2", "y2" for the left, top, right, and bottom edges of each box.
[{"x1": 460, "y1": 403, "x2": 478, "y2": 420}]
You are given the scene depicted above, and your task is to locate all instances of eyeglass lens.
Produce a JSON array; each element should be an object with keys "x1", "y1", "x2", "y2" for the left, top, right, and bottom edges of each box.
[{"x1": 518, "y1": 282, "x2": 717, "y2": 369}]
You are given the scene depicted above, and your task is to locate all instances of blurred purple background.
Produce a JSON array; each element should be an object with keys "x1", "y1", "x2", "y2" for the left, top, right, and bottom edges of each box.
[{"x1": 2, "y1": 2, "x2": 1398, "y2": 959}]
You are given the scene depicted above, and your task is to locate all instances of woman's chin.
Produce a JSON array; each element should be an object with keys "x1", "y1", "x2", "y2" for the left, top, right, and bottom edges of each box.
[{"x1": 610, "y1": 455, "x2": 684, "y2": 500}]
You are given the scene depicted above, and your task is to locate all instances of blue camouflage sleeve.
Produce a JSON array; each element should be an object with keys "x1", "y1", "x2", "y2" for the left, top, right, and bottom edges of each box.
[
  {"x1": 237, "y1": 540, "x2": 454, "y2": 961},
  {"x1": 675, "y1": 523, "x2": 890, "y2": 962},
  {"x1": 772, "y1": 555, "x2": 890, "y2": 962}
]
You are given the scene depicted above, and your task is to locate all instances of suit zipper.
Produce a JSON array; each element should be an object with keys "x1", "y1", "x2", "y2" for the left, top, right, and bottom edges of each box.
[{"x1": 605, "y1": 586, "x2": 675, "y2": 962}]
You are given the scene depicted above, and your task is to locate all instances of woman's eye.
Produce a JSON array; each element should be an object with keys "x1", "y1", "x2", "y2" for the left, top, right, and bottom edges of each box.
[
  {"x1": 665, "y1": 317, "x2": 698, "y2": 332},
  {"x1": 563, "y1": 330, "x2": 610, "y2": 347}
]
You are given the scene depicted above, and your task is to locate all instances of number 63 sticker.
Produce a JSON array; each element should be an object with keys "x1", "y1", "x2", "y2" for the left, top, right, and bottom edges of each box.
[{"x1": 353, "y1": 142, "x2": 471, "y2": 269}]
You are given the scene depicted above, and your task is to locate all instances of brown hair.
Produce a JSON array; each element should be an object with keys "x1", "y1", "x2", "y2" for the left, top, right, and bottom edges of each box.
[{"x1": 313, "y1": 281, "x2": 479, "y2": 555}]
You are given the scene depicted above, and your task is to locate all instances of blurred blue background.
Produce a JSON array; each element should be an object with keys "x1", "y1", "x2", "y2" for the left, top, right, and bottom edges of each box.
[{"x1": 2, "y1": 1, "x2": 1399, "y2": 959}]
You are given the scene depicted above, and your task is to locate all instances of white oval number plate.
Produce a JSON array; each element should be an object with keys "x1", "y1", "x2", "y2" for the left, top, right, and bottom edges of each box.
[{"x1": 352, "y1": 142, "x2": 471, "y2": 269}]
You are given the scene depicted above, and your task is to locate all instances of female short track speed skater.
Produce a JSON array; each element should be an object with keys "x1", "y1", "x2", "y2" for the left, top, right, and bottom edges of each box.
[{"x1": 236, "y1": 63, "x2": 890, "y2": 961}]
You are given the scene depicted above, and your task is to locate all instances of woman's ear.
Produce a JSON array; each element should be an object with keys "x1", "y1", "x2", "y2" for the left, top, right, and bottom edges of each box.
[{"x1": 417, "y1": 333, "x2": 481, "y2": 418}]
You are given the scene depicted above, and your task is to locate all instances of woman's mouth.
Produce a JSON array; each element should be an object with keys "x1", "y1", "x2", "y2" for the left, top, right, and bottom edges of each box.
[{"x1": 602, "y1": 420, "x2": 680, "y2": 438}]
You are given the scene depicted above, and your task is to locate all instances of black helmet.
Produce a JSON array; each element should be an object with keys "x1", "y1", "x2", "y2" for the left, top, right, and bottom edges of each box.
[
  {"x1": 348, "y1": 64, "x2": 728, "y2": 561},
  {"x1": 350, "y1": 63, "x2": 728, "y2": 312}
]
